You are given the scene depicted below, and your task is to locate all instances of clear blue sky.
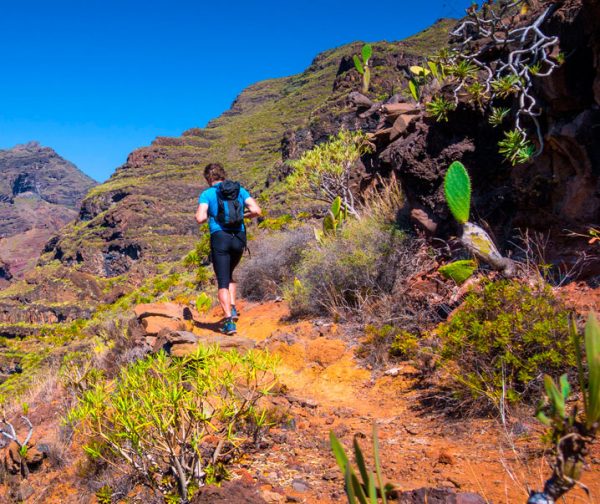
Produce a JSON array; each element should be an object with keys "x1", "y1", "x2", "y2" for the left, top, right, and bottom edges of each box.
[{"x1": 0, "y1": 0, "x2": 471, "y2": 182}]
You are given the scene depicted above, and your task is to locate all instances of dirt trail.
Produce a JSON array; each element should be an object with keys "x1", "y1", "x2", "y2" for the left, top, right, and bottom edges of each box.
[
  {"x1": 201, "y1": 300, "x2": 600, "y2": 504},
  {"x1": 6, "y1": 299, "x2": 598, "y2": 503}
]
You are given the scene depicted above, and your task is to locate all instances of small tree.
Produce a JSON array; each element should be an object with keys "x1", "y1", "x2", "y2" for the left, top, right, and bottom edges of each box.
[{"x1": 287, "y1": 129, "x2": 372, "y2": 218}]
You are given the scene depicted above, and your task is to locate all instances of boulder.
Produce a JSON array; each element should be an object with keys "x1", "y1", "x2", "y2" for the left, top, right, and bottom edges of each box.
[
  {"x1": 134, "y1": 302, "x2": 187, "y2": 320},
  {"x1": 3, "y1": 440, "x2": 46, "y2": 474},
  {"x1": 142, "y1": 316, "x2": 185, "y2": 335},
  {"x1": 381, "y1": 102, "x2": 420, "y2": 117},
  {"x1": 389, "y1": 112, "x2": 420, "y2": 141},
  {"x1": 152, "y1": 329, "x2": 256, "y2": 356},
  {"x1": 152, "y1": 329, "x2": 198, "y2": 353}
]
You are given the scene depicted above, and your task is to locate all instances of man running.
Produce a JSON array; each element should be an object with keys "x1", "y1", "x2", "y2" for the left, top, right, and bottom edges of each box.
[{"x1": 195, "y1": 163, "x2": 261, "y2": 334}]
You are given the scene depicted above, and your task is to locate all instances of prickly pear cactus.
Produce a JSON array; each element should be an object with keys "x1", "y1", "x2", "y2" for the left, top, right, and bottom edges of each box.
[
  {"x1": 438, "y1": 259, "x2": 477, "y2": 284},
  {"x1": 443, "y1": 161, "x2": 514, "y2": 276},
  {"x1": 444, "y1": 161, "x2": 471, "y2": 225}
]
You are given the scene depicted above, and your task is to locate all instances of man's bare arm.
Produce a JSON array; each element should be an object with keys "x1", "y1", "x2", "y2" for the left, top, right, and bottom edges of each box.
[
  {"x1": 244, "y1": 197, "x2": 262, "y2": 219},
  {"x1": 195, "y1": 203, "x2": 209, "y2": 224}
]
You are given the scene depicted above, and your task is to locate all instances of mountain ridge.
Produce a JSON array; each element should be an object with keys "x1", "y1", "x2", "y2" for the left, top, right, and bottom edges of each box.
[{"x1": 0, "y1": 142, "x2": 97, "y2": 279}]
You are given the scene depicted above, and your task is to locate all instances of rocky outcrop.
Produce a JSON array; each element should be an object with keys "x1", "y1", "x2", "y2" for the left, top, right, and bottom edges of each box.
[
  {"x1": 318, "y1": 0, "x2": 599, "y2": 274},
  {"x1": 132, "y1": 302, "x2": 256, "y2": 356},
  {"x1": 0, "y1": 141, "x2": 94, "y2": 204},
  {"x1": 0, "y1": 302, "x2": 91, "y2": 325},
  {"x1": 0, "y1": 142, "x2": 97, "y2": 280}
]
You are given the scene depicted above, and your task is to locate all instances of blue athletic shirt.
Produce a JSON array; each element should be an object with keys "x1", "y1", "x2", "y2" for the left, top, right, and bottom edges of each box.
[{"x1": 198, "y1": 183, "x2": 251, "y2": 234}]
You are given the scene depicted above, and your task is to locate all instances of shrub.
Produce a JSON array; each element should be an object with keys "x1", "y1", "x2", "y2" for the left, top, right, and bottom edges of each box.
[
  {"x1": 287, "y1": 215, "x2": 410, "y2": 320},
  {"x1": 357, "y1": 324, "x2": 418, "y2": 367},
  {"x1": 437, "y1": 280, "x2": 575, "y2": 410},
  {"x1": 67, "y1": 346, "x2": 278, "y2": 501},
  {"x1": 286, "y1": 129, "x2": 372, "y2": 217},
  {"x1": 237, "y1": 226, "x2": 313, "y2": 301},
  {"x1": 183, "y1": 227, "x2": 213, "y2": 285}
]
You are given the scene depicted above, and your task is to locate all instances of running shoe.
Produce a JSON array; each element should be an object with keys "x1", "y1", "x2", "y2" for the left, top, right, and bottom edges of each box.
[
  {"x1": 231, "y1": 305, "x2": 239, "y2": 321},
  {"x1": 221, "y1": 318, "x2": 237, "y2": 335}
]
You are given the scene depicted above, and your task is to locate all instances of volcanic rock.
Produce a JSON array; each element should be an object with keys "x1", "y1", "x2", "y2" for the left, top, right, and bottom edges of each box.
[{"x1": 0, "y1": 142, "x2": 96, "y2": 279}]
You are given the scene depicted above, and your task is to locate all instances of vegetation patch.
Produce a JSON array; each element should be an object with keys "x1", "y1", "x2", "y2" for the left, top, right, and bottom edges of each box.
[
  {"x1": 67, "y1": 346, "x2": 278, "y2": 501},
  {"x1": 436, "y1": 279, "x2": 575, "y2": 410}
]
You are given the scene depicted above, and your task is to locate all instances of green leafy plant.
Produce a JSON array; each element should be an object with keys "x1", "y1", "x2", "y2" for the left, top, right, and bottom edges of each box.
[
  {"x1": 443, "y1": 161, "x2": 471, "y2": 224},
  {"x1": 528, "y1": 62, "x2": 542, "y2": 76},
  {"x1": 96, "y1": 485, "x2": 113, "y2": 504},
  {"x1": 195, "y1": 292, "x2": 212, "y2": 313},
  {"x1": 427, "y1": 60, "x2": 444, "y2": 80},
  {"x1": 315, "y1": 196, "x2": 349, "y2": 243},
  {"x1": 406, "y1": 65, "x2": 431, "y2": 103},
  {"x1": 437, "y1": 280, "x2": 575, "y2": 410},
  {"x1": 67, "y1": 346, "x2": 278, "y2": 501},
  {"x1": 425, "y1": 96, "x2": 456, "y2": 122},
  {"x1": 184, "y1": 227, "x2": 213, "y2": 284},
  {"x1": 528, "y1": 313, "x2": 600, "y2": 503},
  {"x1": 498, "y1": 129, "x2": 535, "y2": 165},
  {"x1": 491, "y1": 74, "x2": 522, "y2": 98},
  {"x1": 448, "y1": 59, "x2": 478, "y2": 81},
  {"x1": 353, "y1": 44, "x2": 373, "y2": 93},
  {"x1": 466, "y1": 81, "x2": 488, "y2": 107},
  {"x1": 287, "y1": 129, "x2": 372, "y2": 218},
  {"x1": 257, "y1": 213, "x2": 293, "y2": 231},
  {"x1": 389, "y1": 330, "x2": 419, "y2": 359},
  {"x1": 330, "y1": 424, "x2": 395, "y2": 503},
  {"x1": 438, "y1": 259, "x2": 477, "y2": 285},
  {"x1": 443, "y1": 161, "x2": 514, "y2": 274},
  {"x1": 60, "y1": 351, "x2": 104, "y2": 395},
  {"x1": 408, "y1": 79, "x2": 420, "y2": 102},
  {"x1": 488, "y1": 107, "x2": 510, "y2": 127}
]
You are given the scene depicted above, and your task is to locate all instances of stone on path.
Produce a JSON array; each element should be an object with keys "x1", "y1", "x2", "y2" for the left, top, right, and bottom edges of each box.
[{"x1": 152, "y1": 329, "x2": 256, "y2": 356}]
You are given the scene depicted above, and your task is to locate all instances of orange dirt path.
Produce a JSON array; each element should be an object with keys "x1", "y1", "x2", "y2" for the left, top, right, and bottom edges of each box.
[
  {"x1": 5, "y1": 299, "x2": 598, "y2": 503},
  {"x1": 204, "y1": 300, "x2": 600, "y2": 504}
]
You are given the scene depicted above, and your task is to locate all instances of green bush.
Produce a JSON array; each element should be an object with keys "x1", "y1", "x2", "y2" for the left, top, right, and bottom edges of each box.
[
  {"x1": 67, "y1": 346, "x2": 278, "y2": 501},
  {"x1": 286, "y1": 128, "x2": 371, "y2": 218},
  {"x1": 437, "y1": 280, "x2": 575, "y2": 408},
  {"x1": 183, "y1": 227, "x2": 213, "y2": 285},
  {"x1": 286, "y1": 215, "x2": 406, "y2": 320}
]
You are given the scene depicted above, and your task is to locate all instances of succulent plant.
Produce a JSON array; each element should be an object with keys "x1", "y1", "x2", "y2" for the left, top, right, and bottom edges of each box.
[
  {"x1": 353, "y1": 44, "x2": 373, "y2": 93},
  {"x1": 426, "y1": 96, "x2": 456, "y2": 122},
  {"x1": 330, "y1": 423, "x2": 396, "y2": 503},
  {"x1": 316, "y1": 196, "x2": 348, "y2": 243},
  {"x1": 439, "y1": 259, "x2": 477, "y2": 284},
  {"x1": 528, "y1": 313, "x2": 600, "y2": 504},
  {"x1": 443, "y1": 161, "x2": 514, "y2": 275},
  {"x1": 195, "y1": 292, "x2": 212, "y2": 313},
  {"x1": 444, "y1": 161, "x2": 471, "y2": 225}
]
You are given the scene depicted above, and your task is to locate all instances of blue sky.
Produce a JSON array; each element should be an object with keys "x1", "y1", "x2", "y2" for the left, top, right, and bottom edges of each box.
[{"x1": 0, "y1": 0, "x2": 471, "y2": 182}]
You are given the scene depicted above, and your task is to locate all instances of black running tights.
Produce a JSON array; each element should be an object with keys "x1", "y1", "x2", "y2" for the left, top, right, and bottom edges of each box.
[{"x1": 210, "y1": 230, "x2": 246, "y2": 289}]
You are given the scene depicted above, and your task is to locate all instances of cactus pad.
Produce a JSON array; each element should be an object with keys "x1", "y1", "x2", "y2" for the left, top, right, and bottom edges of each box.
[
  {"x1": 361, "y1": 44, "x2": 372, "y2": 62},
  {"x1": 444, "y1": 161, "x2": 471, "y2": 224},
  {"x1": 439, "y1": 259, "x2": 477, "y2": 285},
  {"x1": 353, "y1": 55, "x2": 364, "y2": 74}
]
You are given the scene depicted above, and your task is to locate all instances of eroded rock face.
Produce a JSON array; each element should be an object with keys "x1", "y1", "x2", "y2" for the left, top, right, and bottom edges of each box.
[
  {"x1": 0, "y1": 302, "x2": 91, "y2": 325},
  {"x1": 338, "y1": 0, "x2": 600, "y2": 272},
  {"x1": 0, "y1": 142, "x2": 97, "y2": 280}
]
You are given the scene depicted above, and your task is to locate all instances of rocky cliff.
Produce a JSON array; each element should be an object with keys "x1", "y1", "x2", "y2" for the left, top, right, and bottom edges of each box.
[{"x1": 0, "y1": 142, "x2": 97, "y2": 278}]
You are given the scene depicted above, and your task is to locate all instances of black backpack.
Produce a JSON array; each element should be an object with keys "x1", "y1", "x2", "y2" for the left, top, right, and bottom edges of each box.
[{"x1": 216, "y1": 180, "x2": 244, "y2": 229}]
